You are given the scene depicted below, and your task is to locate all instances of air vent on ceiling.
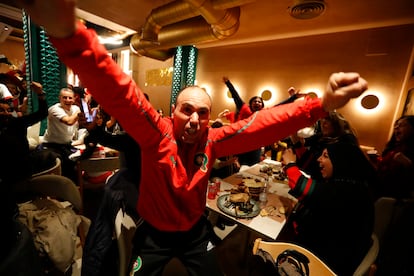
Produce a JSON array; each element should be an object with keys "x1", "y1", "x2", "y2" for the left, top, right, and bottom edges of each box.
[{"x1": 288, "y1": 0, "x2": 326, "y2": 20}]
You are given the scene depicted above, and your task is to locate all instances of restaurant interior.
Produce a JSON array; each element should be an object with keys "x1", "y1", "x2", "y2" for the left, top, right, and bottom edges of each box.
[
  {"x1": 1, "y1": 0, "x2": 414, "y2": 275},
  {"x1": 1, "y1": 0, "x2": 414, "y2": 151}
]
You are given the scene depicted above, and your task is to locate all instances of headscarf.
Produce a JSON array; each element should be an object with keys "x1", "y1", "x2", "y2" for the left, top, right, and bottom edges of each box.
[{"x1": 326, "y1": 142, "x2": 376, "y2": 183}]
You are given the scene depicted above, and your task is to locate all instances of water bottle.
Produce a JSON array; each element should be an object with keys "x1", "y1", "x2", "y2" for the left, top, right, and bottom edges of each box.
[{"x1": 259, "y1": 181, "x2": 268, "y2": 208}]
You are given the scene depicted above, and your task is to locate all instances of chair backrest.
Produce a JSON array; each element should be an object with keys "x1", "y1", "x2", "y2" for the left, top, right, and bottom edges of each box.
[
  {"x1": 115, "y1": 209, "x2": 138, "y2": 276},
  {"x1": 374, "y1": 197, "x2": 397, "y2": 246},
  {"x1": 31, "y1": 157, "x2": 62, "y2": 177},
  {"x1": 252, "y1": 238, "x2": 337, "y2": 275},
  {"x1": 353, "y1": 234, "x2": 379, "y2": 276},
  {"x1": 16, "y1": 174, "x2": 82, "y2": 212},
  {"x1": 15, "y1": 174, "x2": 88, "y2": 255},
  {"x1": 27, "y1": 121, "x2": 41, "y2": 150},
  {"x1": 77, "y1": 157, "x2": 121, "y2": 209},
  {"x1": 77, "y1": 156, "x2": 120, "y2": 173}
]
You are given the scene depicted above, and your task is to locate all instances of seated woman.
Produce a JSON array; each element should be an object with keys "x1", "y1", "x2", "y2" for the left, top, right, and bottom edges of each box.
[
  {"x1": 376, "y1": 115, "x2": 414, "y2": 199},
  {"x1": 282, "y1": 141, "x2": 375, "y2": 275}
]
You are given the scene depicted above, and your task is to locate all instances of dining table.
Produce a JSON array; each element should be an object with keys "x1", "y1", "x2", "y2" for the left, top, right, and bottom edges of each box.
[{"x1": 206, "y1": 159, "x2": 297, "y2": 240}]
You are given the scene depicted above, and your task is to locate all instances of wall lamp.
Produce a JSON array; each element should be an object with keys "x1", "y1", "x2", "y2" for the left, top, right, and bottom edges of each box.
[
  {"x1": 261, "y1": 89, "x2": 272, "y2": 101},
  {"x1": 361, "y1": 94, "x2": 380, "y2": 109}
]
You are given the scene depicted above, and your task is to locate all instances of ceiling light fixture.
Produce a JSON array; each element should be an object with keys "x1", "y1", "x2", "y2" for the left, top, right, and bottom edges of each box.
[{"x1": 98, "y1": 36, "x2": 123, "y2": 45}]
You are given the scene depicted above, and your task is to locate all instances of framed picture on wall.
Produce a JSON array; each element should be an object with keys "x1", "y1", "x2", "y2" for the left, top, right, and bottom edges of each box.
[{"x1": 403, "y1": 88, "x2": 414, "y2": 116}]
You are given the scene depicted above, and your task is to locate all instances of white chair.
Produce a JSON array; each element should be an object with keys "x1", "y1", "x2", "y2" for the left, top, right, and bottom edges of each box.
[
  {"x1": 31, "y1": 157, "x2": 62, "y2": 177},
  {"x1": 353, "y1": 234, "x2": 379, "y2": 276},
  {"x1": 16, "y1": 174, "x2": 82, "y2": 215},
  {"x1": 15, "y1": 174, "x2": 89, "y2": 274},
  {"x1": 352, "y1": 197, "x2": 394, "y2": 276},
  {"x1": 27, "y1": 122, "x2": 41, "y2": 150},
  {"x1": 252, "y1": 238, "x2": 336, "y2": 275},
  {"x1": 76, "y1": 156, "x2": 120, "y2": 210},
  {"x1": 374, "y1": 197, "x2": 397, "y2": 246},
  {"x1": 114, "y1": 209, "x2": 138, "y2": 276},
  {"x1": 15, "y1": 174, "x2": 88, "y2": 246}
]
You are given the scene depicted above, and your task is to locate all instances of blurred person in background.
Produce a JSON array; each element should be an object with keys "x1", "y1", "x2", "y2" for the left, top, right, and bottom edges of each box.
[
  {"x1": 218, "y1": 76, "x2": 265, "y2": 166},
  {"x1": 376, "y1": 115, "x2": 414, "y2": 199},
  {"x1": 0, "y1": 81, "x2": 48, "y2": 267}
]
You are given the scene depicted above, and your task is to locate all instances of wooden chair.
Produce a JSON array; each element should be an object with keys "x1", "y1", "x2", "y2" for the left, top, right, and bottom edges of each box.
[
  {"x1": 76, "y1": 156, "x2": 120, "y2": 207},
  {"x1": 252, "y1": 238, "x2": 336, "y2": 275}
]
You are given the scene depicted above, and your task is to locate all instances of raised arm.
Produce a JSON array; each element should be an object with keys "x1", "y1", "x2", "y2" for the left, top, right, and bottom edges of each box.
[
  {"x1": 17, "y1": 0, "x2": 77, "y2": 39},
  {"x1": 223, "y1": 76, "x2": 244, "y2": 110},
  {"x1": 282, "y1": 148, "x2": 318, "y2": 201},
  {"x1": 18, "y1": 1, "x2": 368, "y2": 136},
  {"x1": 322, "y1": 72, "x2": 367, "y2": 111}
]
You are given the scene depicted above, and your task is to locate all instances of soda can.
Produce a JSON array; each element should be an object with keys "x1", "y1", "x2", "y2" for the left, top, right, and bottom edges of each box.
[
  {"x1": 207, "y1": 181, "x2": 217, "y2": 199},
  {"x1": 214, "y1": 178, "x2": 221, "y2": 192}
]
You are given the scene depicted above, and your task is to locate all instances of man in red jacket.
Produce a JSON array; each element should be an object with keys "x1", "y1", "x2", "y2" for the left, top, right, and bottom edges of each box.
[{"x1": 18, "y1": 1, "x2": 368, "y2": 275}]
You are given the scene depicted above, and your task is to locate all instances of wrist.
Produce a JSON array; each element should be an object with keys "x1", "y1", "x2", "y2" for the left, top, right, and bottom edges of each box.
[{"x1": 284, "y1": 162, "x2": 297, "y2": 171}]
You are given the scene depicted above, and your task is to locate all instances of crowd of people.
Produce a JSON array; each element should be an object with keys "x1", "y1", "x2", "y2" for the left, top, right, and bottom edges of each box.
[{"x1": 1, "y1": 0, "x2": 413, "y2": 275}]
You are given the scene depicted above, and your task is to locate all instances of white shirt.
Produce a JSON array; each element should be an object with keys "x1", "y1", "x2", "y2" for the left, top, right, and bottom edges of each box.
[
  {"x1": 0, "y1": 83, "x2": 13, "y2": 100},
  {"x1": 43, "y1": 103, "x2": 81, "y2": 144}
]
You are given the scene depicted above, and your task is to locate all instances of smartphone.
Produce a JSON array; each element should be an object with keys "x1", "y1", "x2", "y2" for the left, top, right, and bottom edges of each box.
[{"x1": 87, "y1": 109, "x2": 98, "y2": 123}]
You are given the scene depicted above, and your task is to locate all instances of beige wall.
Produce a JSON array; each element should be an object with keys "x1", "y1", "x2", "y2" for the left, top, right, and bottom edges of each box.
[
  {"x1": 131, "y1": 54, "x2": 173, "y2": 116},
  {"x1": 194, "y1": 25, "x2": 414, "y2": 152},
  {"x1": 130, "y1": 25, "x2": 414, "y2": 152}
]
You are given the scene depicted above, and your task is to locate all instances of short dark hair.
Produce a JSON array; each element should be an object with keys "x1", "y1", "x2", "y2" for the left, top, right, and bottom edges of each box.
[{"x1": 72, "y1": 86, "x2": 85, "y2": 98}]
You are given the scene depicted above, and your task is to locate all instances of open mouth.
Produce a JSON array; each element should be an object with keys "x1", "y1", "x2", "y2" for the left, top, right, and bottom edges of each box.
[{"x1": 186, "y1": 128, "x2": 196, "y2": 135}]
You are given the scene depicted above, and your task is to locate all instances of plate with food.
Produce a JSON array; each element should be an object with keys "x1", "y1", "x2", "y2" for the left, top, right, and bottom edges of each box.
[{"x1": 216, "y1": 193, "x2": 261, "y2": 219}]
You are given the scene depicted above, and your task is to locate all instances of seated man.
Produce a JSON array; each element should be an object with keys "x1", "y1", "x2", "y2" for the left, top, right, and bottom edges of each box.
[{"x1": 41, "y1": 87, "x2": 81, "y2": 181}]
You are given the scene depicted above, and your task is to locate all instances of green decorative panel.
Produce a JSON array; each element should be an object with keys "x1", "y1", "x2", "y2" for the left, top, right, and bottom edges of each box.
[
  {"x1": 170, "y1": 46, "x2": 198, "y2": 113},
  {"x1": 23, "y1": 12, "x2": 67, "y2": 134}
]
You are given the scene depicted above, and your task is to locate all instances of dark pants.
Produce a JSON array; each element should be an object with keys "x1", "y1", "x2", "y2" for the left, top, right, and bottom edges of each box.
[{"x1": 130, "y1": 216, "x2": 223, "y2": 276}]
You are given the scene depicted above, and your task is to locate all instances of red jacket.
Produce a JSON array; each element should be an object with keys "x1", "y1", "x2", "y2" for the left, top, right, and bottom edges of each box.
[
  {"x1": 50, "y1": 23, "x2": 327, "y2": 231},
  {"x1": 224, "y1": 103, "x2": 252, "y2": 123}
]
